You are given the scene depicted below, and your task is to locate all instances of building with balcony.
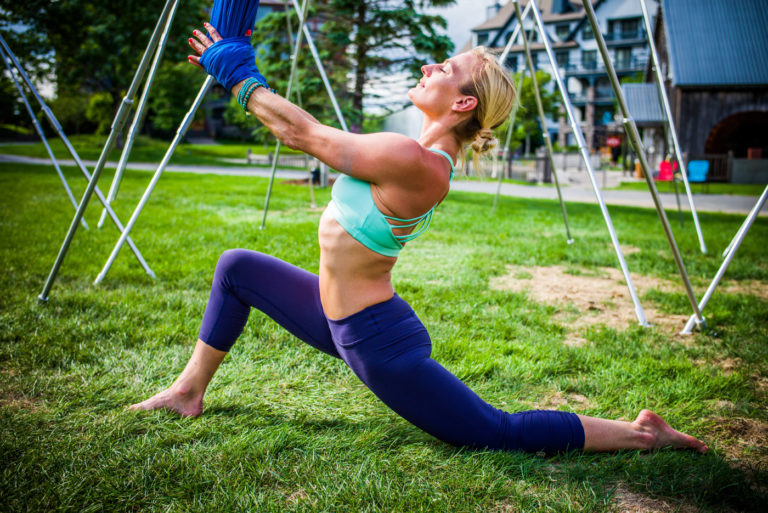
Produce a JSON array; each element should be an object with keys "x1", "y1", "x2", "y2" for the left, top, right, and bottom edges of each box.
[
  {"x1": 647, "y1": 0, "x2": 768, "y2": 183},
  {"x1": 466, "y1": 0, "x2": 658, "y2": 151}
]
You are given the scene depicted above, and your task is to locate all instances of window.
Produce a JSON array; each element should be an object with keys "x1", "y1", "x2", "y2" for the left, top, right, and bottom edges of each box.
[
  {"x1": 555, "y1": 24, "x2": 570, "y2": 40},
  {"x1": 582, "y1": 50, "x2": 597, "y2": 70},
  {"x1": 477, "y1": 32, "x2": 489, "y2": 46},
  {"x1": 582, "y1": 23, "x2": 594, "y2": 40},
  {"x1": 608, "y1": 18, "x2": 641, "y2": 40},
  {"x1": 615, "y1": 48, "x2": 631, "y2": 69},
  {"x1": 505, "y1": 55, "x2": 518, "y2": 70},
  {"x1": 556, "y1": 51, "x2": 570, "y2": 67},
  {"x1": 524, "y1": 29, "x2": 538, "y2": 43}
]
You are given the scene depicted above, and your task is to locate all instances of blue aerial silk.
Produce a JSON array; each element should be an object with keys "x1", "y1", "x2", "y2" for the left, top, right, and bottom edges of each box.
[
  {"x1": 208, "y1": 0, "x2": 261, "y2": 38},
  {"x1": 201, "y1": 0, "x2": 268, "y2": 91}
]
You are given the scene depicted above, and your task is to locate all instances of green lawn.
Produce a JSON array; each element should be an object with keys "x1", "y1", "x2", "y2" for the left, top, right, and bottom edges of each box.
[
  {"x1": 1, "y1": 163, "x2": 766, "y2": 512},
  {"x1": 0, "y1": 134, "x2": 304, "y2": 167},
  {"x1": 611, "y1": 180, "x2": 766, "y2": 196}
]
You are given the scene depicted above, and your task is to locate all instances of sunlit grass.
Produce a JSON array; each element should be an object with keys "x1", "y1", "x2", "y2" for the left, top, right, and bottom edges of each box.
[{"x1": 1, "y1": 162, "x2": 766, "y2": 512}]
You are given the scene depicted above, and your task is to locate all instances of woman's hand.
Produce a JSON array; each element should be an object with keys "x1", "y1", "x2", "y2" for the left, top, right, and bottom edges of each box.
[
  {"x1": 186, "y1": 22, "x2": 267, "y2": 93},
  {"x1": 187, "y1": 22, "x2": 221, "y2": 69}
]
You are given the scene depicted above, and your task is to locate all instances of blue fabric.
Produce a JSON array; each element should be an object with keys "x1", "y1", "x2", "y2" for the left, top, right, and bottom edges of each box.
[
  {"x1": 198, "y1": 249, "x2": 586, "y2": 453},
  {"x1": 199, "y1": 37, "x2": 268, "y2": 92},
  {"x1": 209, "y1": 0, "x2": 261, "y2": 38},
  {"x1": 200, "y1": 0, "x2": 268, "y2": 91}
]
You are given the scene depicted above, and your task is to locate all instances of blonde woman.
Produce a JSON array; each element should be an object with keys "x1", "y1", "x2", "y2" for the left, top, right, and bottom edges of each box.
[{"x1": 132, "y1": 23, "x2": 708, "y2": 455}]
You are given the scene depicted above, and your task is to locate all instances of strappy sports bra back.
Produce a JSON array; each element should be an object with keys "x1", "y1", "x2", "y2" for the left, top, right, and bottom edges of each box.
[{"x1": 327, "y1": 148, "x2": 455, "y2": 257}]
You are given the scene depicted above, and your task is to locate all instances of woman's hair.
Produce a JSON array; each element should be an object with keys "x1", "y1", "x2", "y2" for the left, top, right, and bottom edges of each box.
[{"x1": 454, "y1": 46, "x2": 517, "y2": 160}]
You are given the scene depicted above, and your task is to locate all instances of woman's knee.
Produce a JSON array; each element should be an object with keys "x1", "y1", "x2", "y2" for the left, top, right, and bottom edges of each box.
[{"x1": 214, "y1": 249, "x2": 259, "y2": 286}]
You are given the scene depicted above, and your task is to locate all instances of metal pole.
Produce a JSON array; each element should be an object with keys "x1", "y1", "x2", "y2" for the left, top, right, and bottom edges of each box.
[
  {"x1": 261, "y1": 0, "x2": 311, "y2": 230},
  {"x1": 0, "y1": 35, "x2": 158, "y2": 301},
  {"x1": 284, "y1": 5, "x2": 317, "y2": 208},
  {"x1": 499, "y1": 1, "x2": 532, "y2": 65},
  {"x1": 512, "y1": 0, "x2": 573, "y2": 244},
  {"x1": 579, "y1": 0, "x2": 705, "y2": 330},
  {"x1": 528, "y1": 0, "x2": 648, "y2": 326},
  {"x1": 722, "y1": 201, "x2": 759, "y2": 259},
  {"x1": 492, "y1": 3, "x2": 527, "y2": 191},
  {"x1": 291, "y1": 0, "x2": 348, "y2": 132},
  {"x1": 492, "y1": 70, "x2": 525, "y2": 215},
  {"x1": 94, "y1": 77, "x2": 215, "y2": 285},
  {"x1": 0, "y1": 46, "x2": 88, "y2": 230},
  {"x1": 98, "y1": 0, "x2": 180, "y2": 228},
  {"x1": 682, "y1": 186, "x2": 767, "y2": 334},
  {"x1": 640, "y1": 0, "x2": 707, "y2": 254}
]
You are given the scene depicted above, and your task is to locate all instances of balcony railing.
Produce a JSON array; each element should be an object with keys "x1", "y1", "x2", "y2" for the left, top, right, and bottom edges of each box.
[
  {"x1": 603, "y1": 29, "x2": 646, "y2": 42},
  {"x1": 562, "y1": 56, "x2": 648, "y2": 74}
]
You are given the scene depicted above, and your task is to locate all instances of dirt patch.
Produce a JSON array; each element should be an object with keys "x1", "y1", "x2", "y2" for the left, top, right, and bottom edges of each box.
[
  {"x1": 612, "y1": 484, "x2": 699, "y2": 513},
  {"x1": 711, "y1": 417, "x2": 768, "y2": 466},
  {"x1": 720, "y1": 279, "x2": 768, "y2": 301},
  {"x1": 535, "y1": 390, "x2": 592, "y2": 410},
  {"x1": 490, "y1": 265, "x2": 688, "y2": 334}
]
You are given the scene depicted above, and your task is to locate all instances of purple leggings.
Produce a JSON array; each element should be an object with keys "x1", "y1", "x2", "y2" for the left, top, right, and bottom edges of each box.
[{"x1": 199, "y1": 249, "x2": 585, "y2": 453}]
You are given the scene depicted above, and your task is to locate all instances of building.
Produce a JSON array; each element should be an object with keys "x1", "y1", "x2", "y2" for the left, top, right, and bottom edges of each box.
[
  {"x1": 467, "y1": 0, "x2": 658, "y2": 151},
  {"x1": 646, "y1": 0, "x2": 768, "y2": 183}
]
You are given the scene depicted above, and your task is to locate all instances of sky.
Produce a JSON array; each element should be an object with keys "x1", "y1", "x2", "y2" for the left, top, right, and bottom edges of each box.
[
  {"x1": 424, "y1": 0, "x2": 497, "y2": 52},
  {"x1": 427, "y1": 0, "x2": 498, "y2": 50}
]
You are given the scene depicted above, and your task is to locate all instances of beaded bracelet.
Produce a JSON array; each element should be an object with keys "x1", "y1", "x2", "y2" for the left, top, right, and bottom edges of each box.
[{"x1": 238, "y1": 77, "x2": 269, "y2": 113}]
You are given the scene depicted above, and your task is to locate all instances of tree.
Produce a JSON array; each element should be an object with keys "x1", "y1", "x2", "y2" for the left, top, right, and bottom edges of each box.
[
  {"x1": 496, "y1": 69, "x2": 559, "y2": 157},
  {"x1": 0, "y1": 0, "x2": 210, "y2": 131},
  {"x1": 318, "y1": 0, "x2": 455, "y2": 132}
]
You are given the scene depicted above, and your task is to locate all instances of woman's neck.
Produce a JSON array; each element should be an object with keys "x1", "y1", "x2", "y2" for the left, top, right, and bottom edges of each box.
[{"x1": 417, "y1": 117, "x2": 461, "y2": 158}]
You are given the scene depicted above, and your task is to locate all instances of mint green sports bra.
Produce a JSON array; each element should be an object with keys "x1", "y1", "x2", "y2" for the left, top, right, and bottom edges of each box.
[{"x1": 327, "y1": 148, "x2": 455, "y2": 257}]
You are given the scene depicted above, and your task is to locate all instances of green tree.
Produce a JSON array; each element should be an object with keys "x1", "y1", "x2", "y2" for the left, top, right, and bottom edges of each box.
[
  {"x1": 320, "y1": 0, "x2": 455, "y2": 132},
  {"x1": 0, "y1": 0, "x2": 209, "y2": 131},
  {"x1": 496, "y1": 69, "x2": 558, "y2": 156}
]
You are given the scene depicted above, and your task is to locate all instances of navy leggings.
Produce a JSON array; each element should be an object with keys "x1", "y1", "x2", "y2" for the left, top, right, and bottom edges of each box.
[{"x1": 199, "y1": 249, "x2": 585, "y2": 453}]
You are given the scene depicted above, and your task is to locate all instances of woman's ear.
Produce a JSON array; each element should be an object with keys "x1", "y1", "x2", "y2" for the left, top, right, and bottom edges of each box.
[{"x1": 453, "y1": 95, "x2": 478, "y2": 113}]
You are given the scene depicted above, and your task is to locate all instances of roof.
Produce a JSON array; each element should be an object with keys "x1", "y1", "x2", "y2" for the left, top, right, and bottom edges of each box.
[
  {"x1": 623, "y1": 84, "x2": 665, "y2": 124},
  {"x1": 662, "y1": 0, "x2": 768, "y2": 86},
  {"x1": 472, "y1": 1, "x2": 594, "y2": 32}
]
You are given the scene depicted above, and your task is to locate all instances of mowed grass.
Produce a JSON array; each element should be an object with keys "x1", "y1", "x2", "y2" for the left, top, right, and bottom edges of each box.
[
  {"x1": 0, "y1": 134, "x2": 304, "y2": 167},
  {"x1": 1, "y1": 162, "x2": 767, "y2": 512}
]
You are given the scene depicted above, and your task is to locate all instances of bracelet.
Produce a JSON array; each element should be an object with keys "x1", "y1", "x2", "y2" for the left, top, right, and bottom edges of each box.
[{"x1": 238, "y1": 77, "x2": 268, "y2": 113}]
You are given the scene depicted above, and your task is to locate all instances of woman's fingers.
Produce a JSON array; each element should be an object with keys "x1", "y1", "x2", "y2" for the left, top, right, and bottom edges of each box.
[
  {"x1": 203, "y1": 22, "x2": 223, "y2": 42},
  {"x1": 188, "y1": 31, "x2": 208, "y2": 55},
  {"x1": 187, "y1": 55, "x2": 203, "y2": 69}
]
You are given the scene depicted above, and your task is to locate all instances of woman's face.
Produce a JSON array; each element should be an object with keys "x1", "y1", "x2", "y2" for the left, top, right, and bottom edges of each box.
[{"x1": 408, "y1": 51, "x2": 480, "y2": 118}]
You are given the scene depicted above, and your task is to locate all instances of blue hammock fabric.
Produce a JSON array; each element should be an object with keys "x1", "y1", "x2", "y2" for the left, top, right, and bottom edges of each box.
[
  {"x1": 209, "y1": 0, "x2": 260, "y2": 38},
  {"x1": 201, "y1": 0, "x2": 268, "y2": 91}
]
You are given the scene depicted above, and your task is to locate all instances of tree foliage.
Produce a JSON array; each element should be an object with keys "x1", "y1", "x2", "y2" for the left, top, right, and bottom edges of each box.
[
  {"x1": 496, "y1": 69, "x2": 559, "y2": 155},
  {"x1": 319, "y1": 0, "x2": 455, "y2": 131},
  {"x1": 0, "y1": 0, "x2": 209, "y2": 135}
]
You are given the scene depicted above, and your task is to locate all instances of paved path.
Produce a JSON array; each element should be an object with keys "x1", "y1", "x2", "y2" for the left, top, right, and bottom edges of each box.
[{"x1": 1, "y1": 153, "x2": 765, "y2": 216}]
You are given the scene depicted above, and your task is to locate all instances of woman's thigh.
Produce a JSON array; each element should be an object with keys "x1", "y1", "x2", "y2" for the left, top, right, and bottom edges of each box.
[{"x1": 200, "y1": 249, "x2": 339, "y2": 358}]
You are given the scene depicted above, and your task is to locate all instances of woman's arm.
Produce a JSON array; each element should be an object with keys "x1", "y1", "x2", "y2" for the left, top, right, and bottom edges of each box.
[
  {"x1": 233, "y1": 81, "x2": 426, "y2": 186},
  {"x1": 190, "y1": 24, "x2": 430, "y2": 189}
]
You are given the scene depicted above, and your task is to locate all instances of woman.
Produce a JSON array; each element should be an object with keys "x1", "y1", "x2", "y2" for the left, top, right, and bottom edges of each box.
[{"x1": 131, "y1": 23, "x2": 708, "y2": 455}]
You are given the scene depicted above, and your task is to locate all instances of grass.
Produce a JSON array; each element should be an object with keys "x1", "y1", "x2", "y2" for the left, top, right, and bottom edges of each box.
[
  {"x1": 611, "y1": 180, "x2": 766, "y2": 196},
  {"x1": 0, "y1": 134, "x2": 304, "y2": 168},
  {"x1": 1, "y1": 162, "x2": 767, "y2": 512}
]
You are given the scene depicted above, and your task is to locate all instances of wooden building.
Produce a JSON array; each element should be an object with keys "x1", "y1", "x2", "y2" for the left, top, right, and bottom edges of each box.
[{"x1": 651, "y1": 0, "x2": 768, "y2": 182}]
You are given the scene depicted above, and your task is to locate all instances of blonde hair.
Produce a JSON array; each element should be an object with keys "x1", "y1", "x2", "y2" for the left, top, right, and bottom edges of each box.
[{"x1": 454, "y1": 47, "x2": 517, "y2": 166}]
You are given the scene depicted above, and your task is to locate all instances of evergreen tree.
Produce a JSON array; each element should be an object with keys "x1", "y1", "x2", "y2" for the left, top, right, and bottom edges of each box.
[{"x1": 320, "y1": 0, "x2": 455, "y2": 132}]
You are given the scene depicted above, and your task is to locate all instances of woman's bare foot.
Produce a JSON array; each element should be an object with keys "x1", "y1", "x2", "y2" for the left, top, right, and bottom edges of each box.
[
  {"x1": 129, "y1": 383, "x2": 204, "y2": 418},
  {"x1": 633, "y1": 409, "x2": 709, "y2": 453}
]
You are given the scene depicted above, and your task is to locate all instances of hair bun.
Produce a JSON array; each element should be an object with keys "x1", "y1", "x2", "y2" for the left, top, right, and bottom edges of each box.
[{"x1": 472, "y1": 127, "x2": 497, "y2": 154}]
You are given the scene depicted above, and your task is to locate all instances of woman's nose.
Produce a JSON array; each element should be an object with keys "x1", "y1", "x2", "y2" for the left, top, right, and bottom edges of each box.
[{"x1": 421, "y1": 64, "x2": 432, "y2": 77}]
